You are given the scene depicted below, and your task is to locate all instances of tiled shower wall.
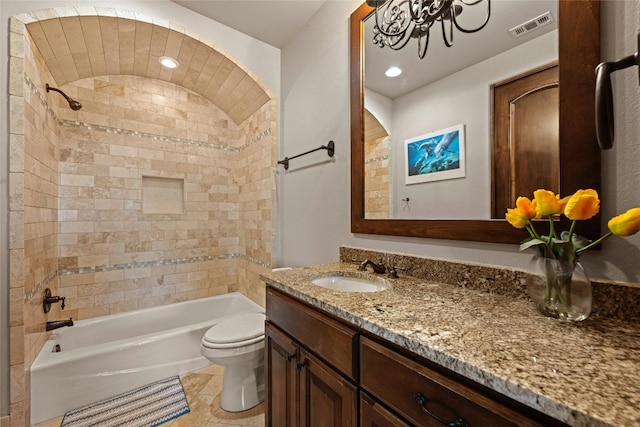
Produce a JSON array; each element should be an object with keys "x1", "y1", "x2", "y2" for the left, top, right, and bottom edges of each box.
[
  {"x1": 236, "y1": 101, "x2": 275, "y2": 305},
  {"x1": 364, "y1": 135, "x2": 390, "y2": 219},
  {"x1": 8, "y1": 19, "x2": 275, "y2": 426},
  {"x1": 52, "y1": 75, "x2": 274, "y2": 320},
  {"x1": 9, "y1": 24, "x2": 62, "y2": 427}
]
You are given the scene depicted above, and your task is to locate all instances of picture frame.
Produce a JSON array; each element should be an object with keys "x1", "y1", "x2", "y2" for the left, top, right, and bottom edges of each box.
[{"x1": 404, "y1": 124, "x2": 466, "y2": 184}]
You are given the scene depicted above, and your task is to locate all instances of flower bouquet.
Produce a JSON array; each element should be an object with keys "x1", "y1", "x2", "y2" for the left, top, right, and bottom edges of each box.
[{"x1": 506, "y1": 189, "x2": 640, "y2": 321}]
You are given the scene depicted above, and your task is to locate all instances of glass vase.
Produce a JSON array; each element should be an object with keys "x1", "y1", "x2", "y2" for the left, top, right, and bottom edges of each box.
[{"x1": 526, "y1": 256, "x2": 592, "y2": 322}]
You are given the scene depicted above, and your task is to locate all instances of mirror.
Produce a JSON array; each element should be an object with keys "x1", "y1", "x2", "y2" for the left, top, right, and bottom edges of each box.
[{"x1": 350, "y1": 0, "x2": 601, "y2": 244}]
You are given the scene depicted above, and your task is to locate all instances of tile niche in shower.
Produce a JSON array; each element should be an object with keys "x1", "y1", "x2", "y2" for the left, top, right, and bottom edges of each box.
[{"x1": 142, "y1": 176, "x2": 184, "y2": 214}]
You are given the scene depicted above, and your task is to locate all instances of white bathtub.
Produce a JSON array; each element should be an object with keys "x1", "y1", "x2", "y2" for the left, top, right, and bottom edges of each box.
[{"x1": 31, "y1": 292, "x2": 264, "y2": 424}]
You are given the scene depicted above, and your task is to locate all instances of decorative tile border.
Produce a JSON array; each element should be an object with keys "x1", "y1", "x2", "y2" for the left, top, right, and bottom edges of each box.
[
  {"x1": 365, "y1": 154, "x2": 388, "y2": 164},
  {"x1": 58, "y1": 253, "x2": 270, "y2": 276},
  {"x1": 26, "y1": 254, "x2": 270, "y2": 304},
  {"x1": 24, "y1": 271, "x2": 58, "y2": 303}
]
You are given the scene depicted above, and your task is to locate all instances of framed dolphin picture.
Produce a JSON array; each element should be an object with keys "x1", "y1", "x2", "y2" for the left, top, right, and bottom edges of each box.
[{"x1": 404, "y1": 124, "x2": 466, "y2": 184}]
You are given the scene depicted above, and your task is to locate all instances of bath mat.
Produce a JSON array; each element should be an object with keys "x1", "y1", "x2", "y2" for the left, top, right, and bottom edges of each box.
[{"x1": 61, "y1": 376, "x2": 190, "y2": 427}]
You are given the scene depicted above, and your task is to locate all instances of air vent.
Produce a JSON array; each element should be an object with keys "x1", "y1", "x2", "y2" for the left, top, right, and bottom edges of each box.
[{"x1": 509, "y1": 11, "x2": 554, "y2": 38}]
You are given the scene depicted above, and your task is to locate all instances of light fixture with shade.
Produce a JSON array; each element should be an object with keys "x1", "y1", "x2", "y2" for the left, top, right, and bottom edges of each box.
[
  {"x1": 159, "y1": 56, "x2": 179, "y2": 69},
  {"x1": 366, "y1": 0, "x2": 491, "y2": 59}
]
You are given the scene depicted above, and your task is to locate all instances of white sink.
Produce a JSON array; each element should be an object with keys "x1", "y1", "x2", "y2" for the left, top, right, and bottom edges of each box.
[{"x1": 310, "y1": 275, "x2": 388, "y2": 292}]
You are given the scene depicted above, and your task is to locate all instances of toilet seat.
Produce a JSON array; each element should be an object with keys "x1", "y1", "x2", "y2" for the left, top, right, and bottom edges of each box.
[{"x1": 202, "y1": 312, "x2": 265, "y2": 349}]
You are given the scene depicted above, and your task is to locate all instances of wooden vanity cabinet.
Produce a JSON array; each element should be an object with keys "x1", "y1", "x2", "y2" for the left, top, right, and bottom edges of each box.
[
  {"x1": 360, "y1": 392, "x2": 411, "y2": 427},
  {"x1": 265, "y1": 286, "x2": 568, "y2": 427},
  {"x1": 360, "y1": 337, "x2": 553, "y2": 427},
  {"x1": 266, "y1": 288, "x2": 358, "y2": 427},
  {"x1": 265, "y1": 323, "x2": 298, "y2": 426}
]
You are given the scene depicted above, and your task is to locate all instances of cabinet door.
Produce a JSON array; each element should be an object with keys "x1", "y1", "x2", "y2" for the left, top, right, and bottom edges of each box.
[
  {"x1": 266, "y1": 323, "x2": 299, "y2": 427},
  {"x1": 361, "y1": 392, "x2": 411, "y2": 427},
  {"x1": 267, "y1": 288, "x2": 358, "y2": 380},
  {"x1": 299, "y1": 349, "x2": 358, "y2": 427}
]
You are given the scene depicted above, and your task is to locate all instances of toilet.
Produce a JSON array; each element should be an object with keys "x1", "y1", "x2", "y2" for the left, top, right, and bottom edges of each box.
[{"x1": 200, "y1": 312, "x2": 266, "y2": 412}]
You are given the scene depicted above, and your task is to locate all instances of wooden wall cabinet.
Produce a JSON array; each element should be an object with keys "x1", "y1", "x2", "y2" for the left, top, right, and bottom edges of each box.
[{"x1": 265, "y1": 286, "x2": 568, "y2": 427}]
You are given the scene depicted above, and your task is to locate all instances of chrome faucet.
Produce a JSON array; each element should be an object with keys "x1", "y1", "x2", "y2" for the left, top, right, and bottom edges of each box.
[
  {"x1": 46, "y1": 318, "x2": 74, "y2": 331},
  {"x1": 358, "y1": 259, "x2": 387, "y2": 274}
]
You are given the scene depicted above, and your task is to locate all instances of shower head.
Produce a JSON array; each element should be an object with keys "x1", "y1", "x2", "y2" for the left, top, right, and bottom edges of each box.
[{"x1": 46, "y1": 84, "x2": 82, "y2": 111}]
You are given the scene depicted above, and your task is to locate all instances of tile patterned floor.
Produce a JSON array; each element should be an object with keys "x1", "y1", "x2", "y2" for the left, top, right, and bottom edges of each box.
[{"x1": 32, "y1": 365, "x2": 265, "y2": 427}]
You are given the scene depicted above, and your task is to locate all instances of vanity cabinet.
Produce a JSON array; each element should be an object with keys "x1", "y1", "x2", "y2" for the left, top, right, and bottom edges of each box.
[
  {"x1": 266, "y1": 288, "x2": 358, "y2": 427},
  {"x1": 360, "y1": 337, "x2": 557, "y2": 427},
  {"x1": 360, "y1": 392, "x2": 411, "y2": 427},
  {"x1": 265, "y1": 286, "x2": 568, "y2": 427},
  {"x1": 265, "y1": 324, "x2": 298, "y2": 426}
]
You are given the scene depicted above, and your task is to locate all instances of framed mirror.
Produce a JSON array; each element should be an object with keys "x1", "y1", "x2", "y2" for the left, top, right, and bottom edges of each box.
[{"x1": 350, "y1": 0, "x2": 601, "y2": 244}]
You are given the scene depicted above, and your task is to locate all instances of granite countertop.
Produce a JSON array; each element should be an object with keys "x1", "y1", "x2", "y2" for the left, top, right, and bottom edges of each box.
[{"x1": 261, "y1": 262, "x2": 640, "y2": 427}]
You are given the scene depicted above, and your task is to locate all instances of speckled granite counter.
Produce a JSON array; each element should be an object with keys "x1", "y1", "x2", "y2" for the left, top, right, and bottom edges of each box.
[{"x1": 261, "y1": 262, "x2": 640, "y2": 427}]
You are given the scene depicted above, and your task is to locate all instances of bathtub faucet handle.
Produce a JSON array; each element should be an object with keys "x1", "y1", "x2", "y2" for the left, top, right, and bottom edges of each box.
[{"x1": 43, "y1": 288, "x2": 67, "y2": 313}]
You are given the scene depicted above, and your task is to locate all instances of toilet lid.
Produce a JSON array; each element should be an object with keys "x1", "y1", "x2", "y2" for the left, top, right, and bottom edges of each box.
[{"x1": 203, "y1": 312, "x2": 265, "y2": 344}]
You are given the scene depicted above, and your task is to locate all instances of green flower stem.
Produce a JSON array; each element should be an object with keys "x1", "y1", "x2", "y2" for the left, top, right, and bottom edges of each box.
[
  {"x1": 548, "y1": 215, "x2": 558, "y2": 240},
  {"x1": 562, "y1": 271, "x2": 572, "y2": 308},
  {"x1": 567, "y1": 220, "x2": 577, "y2": 245},
  {"x1": 546, "y1": 216, "x2": 557, "y2": 257},
  {"x1": 576, "y1": 232, "x2": 613, "y2": 255},
  {"x1": 526, "y1": 223, "x2": 539, "y2": 240},
  {"x1": 544, "y1": 262, "x2": 571, "y2": 308}
]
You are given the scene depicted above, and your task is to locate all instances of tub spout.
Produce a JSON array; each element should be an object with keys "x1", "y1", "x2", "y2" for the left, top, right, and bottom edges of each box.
[{"x1": 46, "y1": 318, "x2": 74, "y2": 331}]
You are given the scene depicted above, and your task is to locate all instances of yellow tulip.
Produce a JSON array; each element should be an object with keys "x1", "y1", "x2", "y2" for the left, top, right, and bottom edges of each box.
[
  {"x1": 608, "y1": 208, "x2": 640, "y2": 236},
  {"x1": 506, "y1": 208, "x2": 530, "y2": 229},
  {"x1": 515, "y1": 197, "x2": 537, "y2": 219},
  {"x1": 564, "y1": 189, "x2": 600, "y2": 220},
  {"x1": 558, "y1": 195, "x2": 571, "y2": 213},
  {"x1": 533, "y1": 189, "x2": 563, "y2": 216}
]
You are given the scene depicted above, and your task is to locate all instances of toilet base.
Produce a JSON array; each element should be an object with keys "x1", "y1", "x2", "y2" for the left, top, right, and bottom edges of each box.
[{"x1": 220, "y1": 362, "x2": 265, "y2": 412}]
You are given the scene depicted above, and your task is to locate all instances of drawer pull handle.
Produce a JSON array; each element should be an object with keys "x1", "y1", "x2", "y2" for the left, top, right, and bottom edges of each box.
[{"x1": 415, "y1": 392, "x2": 469, "y2": 427}]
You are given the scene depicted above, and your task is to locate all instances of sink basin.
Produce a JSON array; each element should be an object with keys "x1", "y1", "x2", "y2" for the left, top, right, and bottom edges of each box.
[{"x1": 310, "y1": 275, "x2": 388, "y2": 292}]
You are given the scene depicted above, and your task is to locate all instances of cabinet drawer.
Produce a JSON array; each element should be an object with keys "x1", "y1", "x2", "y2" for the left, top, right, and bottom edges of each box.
[
  {"x1": 266, "y1": 288, "x2": 358, "y2": 380},
  {"x1": 361, "y1": 337, "x2": 547, "y2": 427}
]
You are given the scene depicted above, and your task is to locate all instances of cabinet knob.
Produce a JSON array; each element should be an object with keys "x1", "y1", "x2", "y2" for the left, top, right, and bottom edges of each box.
[
  {"x1": 414, "y1": 392, "x2": 469, "y2": 427},
  {"x1": 286, "y1": 353, "x2": 295, "y2": 362},
  {"x1": 296, "y1": 361, "x2": 306, "y2": 371}
]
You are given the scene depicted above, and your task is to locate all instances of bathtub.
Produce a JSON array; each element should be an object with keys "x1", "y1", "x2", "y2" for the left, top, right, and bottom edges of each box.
[{"x1": 31, "y1": 292, "x2": 264, "y2": 424}]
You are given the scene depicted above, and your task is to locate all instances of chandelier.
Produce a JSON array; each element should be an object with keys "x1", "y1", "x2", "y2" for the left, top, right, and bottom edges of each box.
[{"x1": 366, "y1": 0, "x2": 491, "y2": 59}]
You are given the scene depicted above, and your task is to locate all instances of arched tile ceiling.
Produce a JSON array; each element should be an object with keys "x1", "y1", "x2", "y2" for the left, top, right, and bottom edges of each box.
[
  {"x1": 364, "y1": 109, "x2": 388, "y2": 141},
  {"x1": 25, "y1": 15, "x2": 271, "y2": 125}
]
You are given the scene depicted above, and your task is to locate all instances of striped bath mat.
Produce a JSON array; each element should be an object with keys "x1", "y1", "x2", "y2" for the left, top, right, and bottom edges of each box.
[{"x1": 61, "y1": 376, "x2": 190, "y2": 427}]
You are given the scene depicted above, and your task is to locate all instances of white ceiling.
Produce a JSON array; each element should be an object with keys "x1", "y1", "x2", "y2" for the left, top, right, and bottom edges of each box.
[
  {"x1": 365, "y1": 0, "x2": 559, "y2": 99},
  {"x1": 171, "y1": 0, "x2": 558, "y2": 99},
  {"x1": 171, "y1": 0, "x2": 327, "y2": 48}
]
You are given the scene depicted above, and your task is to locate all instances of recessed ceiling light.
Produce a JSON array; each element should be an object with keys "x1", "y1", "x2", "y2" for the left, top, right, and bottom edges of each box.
[
  {"x1": 159, "y1": 56, "x2": 179, "y2": 69},
  {"x1": 385, "y1": 66, "x2": 402, "y2": 78}
]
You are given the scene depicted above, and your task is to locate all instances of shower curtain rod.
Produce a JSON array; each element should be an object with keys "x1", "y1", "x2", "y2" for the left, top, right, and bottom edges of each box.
[{"x1": 277, "y1": 141, "x2": 335, "y2": 170}]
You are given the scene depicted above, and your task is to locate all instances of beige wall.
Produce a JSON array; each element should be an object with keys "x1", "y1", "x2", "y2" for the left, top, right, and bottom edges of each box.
[{"x1": 8, "y1": 14, "x2": 275, "y2": 426}]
